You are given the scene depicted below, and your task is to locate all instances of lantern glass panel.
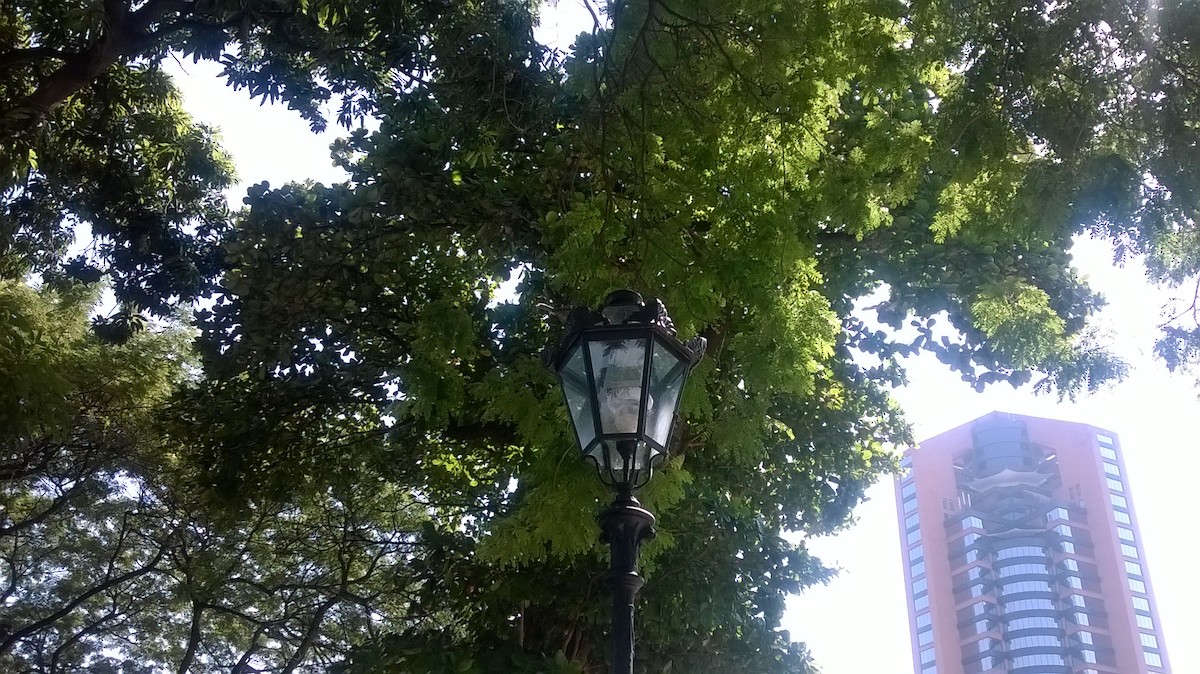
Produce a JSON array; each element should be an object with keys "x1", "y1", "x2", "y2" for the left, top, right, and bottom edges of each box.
[
  {"x1": 588, "y1": 337, "x2": 649, "y2": 436},
  {"x1": 645, "y1": 338, "x2": 689, "y2": 447},
  {"x1": 588, "y1": 440, "x2": 663, "y2": 490},
  {"x1": 584, "y1": 441, "x2": 607, "y2": 474},
  {"x1": 559, "y1": 343, "x2": 597, "y2": 451},
  {"x1": 641, "y1": 443, "x2": 666, "y2": 474}
]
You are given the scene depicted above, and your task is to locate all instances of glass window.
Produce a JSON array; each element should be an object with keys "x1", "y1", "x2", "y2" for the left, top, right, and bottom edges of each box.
[
  {"x1": 1047, "y1": 507, "x2": 1069, "y2": 521},
  {"x1": 1074, "y1": 611, "x2": 1090, "y2": 626},
  {"x1": 902, "y1": 482, "x2": 917, "y2": 498},
  {"x1": 920, "y1": 647, "x2": 935, "y2": 664},
  {"x1": 1141, "y1": 633, "x2": 1159, "y2": 649},
  {"x1": 1011, "y1": 654, "x2": 1066, "y2": 668},
  {"x1": 963, "y1": 548, "x2": 981, "y2": 564},
  {"x1": 1067, "y1": 594, "x2": 1086, "y2": 607},
  {"x1": 998, "y1": 563, "x2": 1050, "y2": 577},
  {"x1": 907, "y1": 528, "x2": 922, "y2": 544},
  {"x1": 999, "y1": 579, "x2": 1051, "y2": 595},
  {"x1": 915, "y1": 594, "x2": 929, "y2": 611},
  {"x1": 1061, "y1": 541, "x2": 1076, "y2": 554},
  {"x1": 973, "y1": 637, "x2": 997, "y2": 652},
  {"x1": 1126, "y1": 561, "x2": 1143, "y2": 576},
  {"x1": 1007, "y1": 616, "x2": 1057, "y2": 631},
  {"x1": 1108, "y1": 477, "x2": 1125, "y2": 492},
  {"x1": 1122, "y1": 543, "x2": 1139, "y2": 559},
  {"x1": 910, "y1": 545, "x2": 924, "y2": 561},
  {"x1": 1081, "y1": 649, "x2": 1097, "y2": 663},
  {"x1": 916, "y1": 612, "x2": 932, "y2": 629},
  {"x1": 996, "y1": 545, "x2": 1044, "y2": 560},
  {"x1": 961, "y1": 532, "x2": 980, "y2": 547},
  {"x1": 1097, "y1": 433, "x2": 1115, "y2": 446},
  {"x1": 918, "y1": 628, "x2": 933, "y2": 646},
  {"x1": 905, "y1": 496, "x2": 918, "y2": 513},
  {"x1": 906, "y1": 513, "x2": 920, "y2": 530},
  {"x1": 1101, "y1": 446, "x2": 1118, "y2": 460},
  {"x1": 1136, "y1": 614, "x2": 1154, "y2": 630},
  {"x1": 1145, "y1": 652, "x2": 1163, "y2": 667},
  {"x1": 1111, "y1": 493, "x2": 1128, "y2": 508},
  {"x1": 1133, "y1": 597, "x2": 1151, "y2": 612},
  {"x1": 1129, "y1": 578, "x2": 1147, "y2": 593},
  {"x1": 1104, "y1": 462, "x2": 1121, "y2": 476},
  {"x1": 1053, "y1": 524, "x2": 1072, "y2": 537},
  {"x1": 1077, "y1": 631, "x2": 1093, "y2": 644},
  {"x1": 1115, "y1": 510, "x2": 1132, "y2": 524},
  {"x1": 1001, "y1": 598, "x2": 1056, "y2": 613},
  {"x1": 912, "y1": 578, "x2": 928, "y2": 595},
  {"x1": 1062, "y1": 559, "x2": 1079, "y2": 572},
  {"x1": 911, "y1": 560, "x2": 926, "y2": 577},
  {"x1": 1118, "y1": 527, "x2": 1136, "y2": 542},
  {"x1": 1064, "y1": 575, "x2": 1083, "y2": 589},
  {"x1": 901, "y1": 455, "x2": 913, "y2": 469},
  {"x1": 962, "y1": 515, "x2": 983, "y2": 530}
]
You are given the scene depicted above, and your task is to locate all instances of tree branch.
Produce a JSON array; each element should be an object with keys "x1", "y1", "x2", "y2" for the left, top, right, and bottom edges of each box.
[
  {"x1": 0, "y1": 481, "x2": 89, "y2": 537},
  {"x1": 0, "y1": 47, "x2": 74, "y2": 71},
  {"x1": 280, "y1": 596, "x2": 337, "y2": 673},
  {"x1": 0, "y1": 0, "x2": 197, "y2": 136},
  {"x1": 0, "y1": 546, "x2": 165, "y2": 655},
  {"x1": 176, "y1": 600, "x2": 204, "y2": 674},
  {"x1": 233, "y1": 625, "x2": 268, "y2": 673}
]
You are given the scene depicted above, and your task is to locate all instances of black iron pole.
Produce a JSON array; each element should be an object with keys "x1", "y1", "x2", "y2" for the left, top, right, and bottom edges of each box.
[{"x1": 598, "y1": 489, "x2": 656, "y2": 674}]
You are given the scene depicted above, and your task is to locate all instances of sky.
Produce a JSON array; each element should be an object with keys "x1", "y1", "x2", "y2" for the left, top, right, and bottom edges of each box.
[{"x1": 163, "y1": 4, "x2": 1198, "y2": 672}]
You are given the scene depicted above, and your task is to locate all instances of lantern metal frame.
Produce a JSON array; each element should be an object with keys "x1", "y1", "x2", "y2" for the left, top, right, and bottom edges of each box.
[{"x1": 548, "y1": 289, "x2": 706, "y2": 494}]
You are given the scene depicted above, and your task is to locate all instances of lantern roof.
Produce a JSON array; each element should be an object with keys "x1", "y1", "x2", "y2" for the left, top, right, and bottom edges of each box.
[{"x1": 547, "y1": 290, "x2": 705, "y2": 372}]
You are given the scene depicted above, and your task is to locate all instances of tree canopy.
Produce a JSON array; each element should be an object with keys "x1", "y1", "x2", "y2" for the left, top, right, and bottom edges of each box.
[{"x1": 2, "y1": 0, "x2": 1198, "y2": 672}]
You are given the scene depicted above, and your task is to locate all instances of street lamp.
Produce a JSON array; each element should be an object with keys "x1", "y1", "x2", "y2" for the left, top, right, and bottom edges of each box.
[{"x1": 547, "y1": 290, "x2": 706, "y2": 674}]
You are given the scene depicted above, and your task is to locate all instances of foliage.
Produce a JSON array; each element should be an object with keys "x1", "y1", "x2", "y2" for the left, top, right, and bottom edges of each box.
[
  {"x1": 904, "y1": 0, "x2": 1200, "y2": 378},
  {"x1": 3, "y1": 0, "x2": 1198, "y2": 671},
  {"x1": 1, "y1": 0, "x2": 511, "y2": 324},
  {"x1": 184, "y1": 0, "x2": 1127, "y2": 670},
  {"x1": 0, "y1": 284, "x2": 442, "y2": 672},
  {"x1": 1, "y1": 30, "x2": 235, "y2": 327}
]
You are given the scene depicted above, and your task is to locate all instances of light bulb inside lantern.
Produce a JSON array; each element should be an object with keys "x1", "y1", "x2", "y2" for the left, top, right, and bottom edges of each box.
[{"x1": 594, "y1": 339, "x2": 652, "y2": 434}]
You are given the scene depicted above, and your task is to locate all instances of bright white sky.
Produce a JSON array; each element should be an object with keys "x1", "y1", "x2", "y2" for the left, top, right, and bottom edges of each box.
[{"x1": 163, "y1": 3, "x2": 1198, "y2": 671}]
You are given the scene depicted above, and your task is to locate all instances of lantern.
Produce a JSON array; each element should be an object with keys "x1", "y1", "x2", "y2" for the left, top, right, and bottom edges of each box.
[{"x1": 550, "y1": 290, "x2": 706, "y2": 491}]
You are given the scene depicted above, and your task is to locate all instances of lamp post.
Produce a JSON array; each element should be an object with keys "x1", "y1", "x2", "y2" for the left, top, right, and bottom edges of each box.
[{"x1": 547, "y1": 290, "x2": 706, "y2": 674}]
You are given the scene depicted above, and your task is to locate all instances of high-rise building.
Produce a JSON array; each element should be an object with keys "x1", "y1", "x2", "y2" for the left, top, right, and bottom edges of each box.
[{"x1": 895, "y1": 412, "x2": 1170, "y2": 674}]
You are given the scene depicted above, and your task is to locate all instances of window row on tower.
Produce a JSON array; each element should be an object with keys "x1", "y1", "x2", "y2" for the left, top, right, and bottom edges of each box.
[{"x1": 1098, "y1": 432, "x2": 1166, "y2": 672}]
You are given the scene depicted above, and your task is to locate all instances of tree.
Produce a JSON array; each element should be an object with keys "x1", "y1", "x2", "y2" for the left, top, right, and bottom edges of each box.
[
  {"x1": 0, "y1": 0, "x2": 238, "y2": 327},
  {"x1": 3, "y1": 0, "x2": 1196, "y2": 671},
  {"x1": 187, "y1": 1, "x2": 1134, "y2": 671},
  {"x1": 902, "y1": 0, "x2": 1200, "y2": 377},
  {"x1": 0, "y1": 281, "x2": 444, "y2": 673},
  {"x1": 0, "y1": 0, "x2": 501, "y2": 325},
  {"x1": 0, "y1": 279, "x2": 182, "y2": 670}
]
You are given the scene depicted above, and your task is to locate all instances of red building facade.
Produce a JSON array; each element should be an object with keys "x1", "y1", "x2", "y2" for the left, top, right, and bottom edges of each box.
[{"x1": 895, "y1": 412, "x2": 1170, "y2": 674}]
